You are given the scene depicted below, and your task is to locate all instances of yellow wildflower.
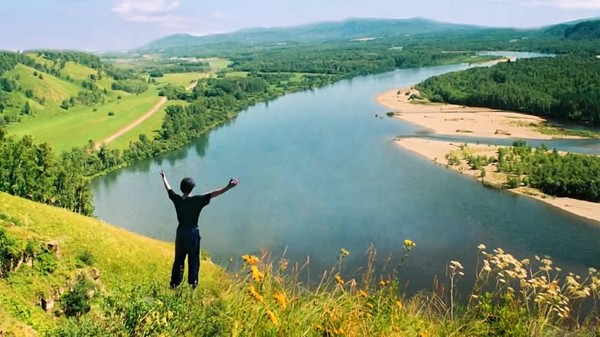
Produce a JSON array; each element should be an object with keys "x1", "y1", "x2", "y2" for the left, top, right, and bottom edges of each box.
[
  {"x1": 247, "y1": 285, "x2": 264, "y2": 304},
  {"x1": 334, "y1": 274, "x2": 345, "y2": 285},
  {"x1": 251, "y1": 265, "x2": 265, "y2": 282},
  {"x1": 274, "y1": 290, "x2": 288, "y2": 309},
  {"x1": 365, "y1": 302, "x2": 374, "y2": 309},
  {"x1": 403, "y1": 239, "x2": 416, "y2": 247},
  {"x1": 379, "y1": 279, "x2": 390, "y2": 287},
  {"x1": 395, "y1": 301, "x2": 403, "y2": 309},
  {"x1": 340, "y1": 248, "x2": 350, "y2": 256},
  {"x1": 265, "y1": 309, "x2": 279, "y2": 326},
  {"x1": 358, "y1": 290, "x2": 368, "y2": 298},
  {"x1": 242, "y1": 254, "x2": 259, "y2": 265},
  {"x1": 333, "y1": 327, "x2": 345, "y2": 335}
]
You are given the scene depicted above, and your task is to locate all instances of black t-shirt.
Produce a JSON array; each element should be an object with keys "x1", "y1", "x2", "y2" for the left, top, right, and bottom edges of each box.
[{"x1": 168, "y1": 190, "x2": 211, "y2": 228}]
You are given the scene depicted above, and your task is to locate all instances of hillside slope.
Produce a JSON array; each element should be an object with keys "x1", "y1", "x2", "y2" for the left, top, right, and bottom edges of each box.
[{"x1": 0, "y1": 192, "x2": 221, "y2": 335}]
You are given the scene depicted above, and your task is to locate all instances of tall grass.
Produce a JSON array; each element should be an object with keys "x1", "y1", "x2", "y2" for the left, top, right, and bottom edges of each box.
[{"x1": 49, "y1": 241, "x2": 600, "y2": 336}]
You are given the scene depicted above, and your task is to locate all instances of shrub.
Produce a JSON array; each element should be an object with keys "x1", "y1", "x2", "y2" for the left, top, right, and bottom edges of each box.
[
  {"x1": 62, "y1": 277, "x2": 94, "y2": 317},
  {"x1": 77, "y1": 250, "x2": 96, "y2": 267}
]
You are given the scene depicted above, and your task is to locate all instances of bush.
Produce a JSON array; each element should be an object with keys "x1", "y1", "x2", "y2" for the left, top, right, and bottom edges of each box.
[
  {"x1": 107, "y1": 112, "x2": 115, "y2": 116},
  {"x1": 62, "y1": 277, "x2": 94, "y2": 317},
  {"x1": 34, "y1": 249, "x2": 58, "y2": 275},
  {"x1": 77, "y1": 250, "x2": 96, "y2": 267}
]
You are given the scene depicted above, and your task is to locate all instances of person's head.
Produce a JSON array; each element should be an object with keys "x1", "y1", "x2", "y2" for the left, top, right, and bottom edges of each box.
[{"x1": 180, "y1": 177, "x2": 196, "y2": 195}]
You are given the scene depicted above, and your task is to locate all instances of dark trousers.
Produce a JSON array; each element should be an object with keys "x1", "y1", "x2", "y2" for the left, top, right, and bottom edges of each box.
[{"x1": 170, "y1": 226, "x2": 201, "y2": 288}]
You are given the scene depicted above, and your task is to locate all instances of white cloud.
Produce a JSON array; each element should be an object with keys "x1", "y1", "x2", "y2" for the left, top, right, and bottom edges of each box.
[
  {"x1": 112, "y1": 0, "x2": 187, "y2": 28},
  {"x1": 113, "y1": 0, "x2": 181, "y2": 14}
]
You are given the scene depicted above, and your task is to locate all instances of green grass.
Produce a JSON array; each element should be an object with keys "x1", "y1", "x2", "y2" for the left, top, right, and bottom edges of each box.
[
  {"x1": 61, "y1": 62, "x2": 113, "y2": 90},
  {"x1": 156, "y1": 72, "x2": 209, "y2": 87},
  {"x1": 108, "y1": 99, "x2": 189, "y2": 150},
  {"x1": 224, "y1": 71, "x2": 248, "y2": 78},
  {"x1": 0, "y1": 192, "x2": 221, "y2": 335},
  {"x1": 208, "y1": 58, "x2": 231, "y2": 71},
  {"x1": 25, "y1": 53, "x2": 56, "y2": 68},
  {"x1": 5, "y1": 64, "x2": 80, "y2": 104},
  {"x1": 537, "y1": 124, "x2": 600, "y2": 139},
  {"x1": 6, "y1": 87, "x2": 163, "y2": 152}
]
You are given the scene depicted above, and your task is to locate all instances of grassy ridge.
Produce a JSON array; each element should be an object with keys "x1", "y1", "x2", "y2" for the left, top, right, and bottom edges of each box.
[{"x1": 0, "y1": 191, "x2": 222, "y2": 335}]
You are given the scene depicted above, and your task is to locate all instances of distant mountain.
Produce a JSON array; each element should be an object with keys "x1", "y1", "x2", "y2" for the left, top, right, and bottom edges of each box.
[
  {"x1": 564, "y1": 20, "x2": 600, "y2": 39},
  {"x1": 137, "y1": 17, "x2": 483, "y2": 53}
]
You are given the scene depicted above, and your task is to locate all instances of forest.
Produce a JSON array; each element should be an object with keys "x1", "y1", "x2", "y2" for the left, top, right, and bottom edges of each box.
[
  {"x1": 457, "y1": 141, "x2": 600, "y2": 203},
  {"x1": 417, "y1": 55, "x2": 600, "y2": 124}
]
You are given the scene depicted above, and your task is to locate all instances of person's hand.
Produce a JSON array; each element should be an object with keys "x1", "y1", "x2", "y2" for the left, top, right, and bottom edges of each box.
[
  {"x1": 227, "y1": 178, "x2": 239, "y2": 189},
  {"x1": 160, "y1": 170, "x2": 165, "y2": 178}
]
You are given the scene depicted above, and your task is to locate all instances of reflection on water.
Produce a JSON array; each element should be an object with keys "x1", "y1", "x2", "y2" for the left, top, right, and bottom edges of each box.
[{"x1": 91, "y1": 58, "x2": 600, "y2": 294}]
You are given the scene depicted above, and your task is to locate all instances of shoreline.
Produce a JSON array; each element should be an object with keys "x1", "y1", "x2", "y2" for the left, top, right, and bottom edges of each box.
[
  {"x1": 376, "y1": 87, "x2": 582, "y2": 140},
  {"x1": 396, "y1": 137, "x2": 600, "y2": 225}
]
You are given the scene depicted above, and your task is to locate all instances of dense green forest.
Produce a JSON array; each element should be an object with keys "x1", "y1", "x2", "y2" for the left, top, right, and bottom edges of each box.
[
  {"x1": 230, "y1": 47, "x2": 490, "y2": 78},
  {"x1": 457, "y1": 141, "x2": 600, "y2": 202},
  {"x1": 417, "y1": 56, "x2": 600, "y2": 124}
]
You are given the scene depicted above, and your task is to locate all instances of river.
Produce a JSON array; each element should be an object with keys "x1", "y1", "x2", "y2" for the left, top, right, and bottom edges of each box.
[{"x1": 91, "y1": 55, "x2": 600, "y2": 292}]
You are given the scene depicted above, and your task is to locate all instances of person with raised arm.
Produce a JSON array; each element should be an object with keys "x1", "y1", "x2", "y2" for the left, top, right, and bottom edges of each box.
[{"x1": 160, "y1": 170, "x2": 239, "y2": 289}]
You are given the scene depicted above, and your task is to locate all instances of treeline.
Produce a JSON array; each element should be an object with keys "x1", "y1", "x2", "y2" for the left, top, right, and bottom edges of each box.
[
  {"x1": 497, "y1": 142, "x2": 600, "y2": 202},
  {"x1": 417, "y1": 56, "x2": 600, "y2": 124},
  {"x1": 0, "y1": 130, "x2": 94, "y2": 215},
  {"x1": 230, "y1": 45, "x2": 483, "y2": 78},
  {"x1": 459, "y1": 141, "x2": 600, "y2": 202},
  {"x1": 29, "y1": 50, "x2": 104, "y2": 70},
  {"x1": 111, "y1": 79, "x2": 148, "y2": 94}
]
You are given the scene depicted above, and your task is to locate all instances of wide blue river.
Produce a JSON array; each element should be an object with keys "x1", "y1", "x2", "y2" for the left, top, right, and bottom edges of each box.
[{"x1": 91, "y1": 55, "x2": 600, "y2": 292}]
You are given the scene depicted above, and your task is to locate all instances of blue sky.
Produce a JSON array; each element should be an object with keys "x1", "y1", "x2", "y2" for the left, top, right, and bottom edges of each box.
[{"x1": 1, "y1": 0, "x2": 599, "y2": 51}]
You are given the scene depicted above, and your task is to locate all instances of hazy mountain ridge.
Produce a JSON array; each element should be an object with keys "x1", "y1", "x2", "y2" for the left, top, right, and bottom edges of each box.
[
  {"x1": 136, "y1": 17, "x2": 600, "y2": 56},
  {"x1": 138, "y1": 17, "x2": 485, "y2": 52}
]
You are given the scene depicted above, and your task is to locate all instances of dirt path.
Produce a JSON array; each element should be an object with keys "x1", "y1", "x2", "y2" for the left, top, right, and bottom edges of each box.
[{"x1": 95, "y1": 96, "x2": 168, "y2": 149}]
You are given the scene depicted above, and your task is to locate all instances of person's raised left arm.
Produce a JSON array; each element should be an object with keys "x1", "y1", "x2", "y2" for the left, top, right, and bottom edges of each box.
[
  {"x1": 159, "y1": 170, "x2": 172, "y2": 193},
  {"x1": 209, "y1": 178, "x2": 239, "y2": 199}
]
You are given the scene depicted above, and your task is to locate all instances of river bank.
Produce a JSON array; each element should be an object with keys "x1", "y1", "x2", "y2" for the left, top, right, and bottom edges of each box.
[
  {"x1": 376, "y1": 87, "x2": 583, "y2": 140},
  {"x1": 396, "y1": 137, "x2": 600, "y2": 224}
]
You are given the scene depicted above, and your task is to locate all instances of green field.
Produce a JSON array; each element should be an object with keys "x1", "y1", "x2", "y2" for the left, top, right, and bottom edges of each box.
[
  {"x1": 7, "y1": 88, "x2": 162, "y2": 152},
  {"x1": 62, "y1": 62, "x2": 114, "y2": 90},
  {"x1": 108, "y1": 99, "x2": 190, "y2": 150},
  {"x1": 209, "y1": 58, "x2": 232, "y2": 71},
  {"x1": 156, "y1": 72, "x2": 209, "y2": 87},
  {"x1": 5, "y1": 64, "x2": 80, "y2": 104}
]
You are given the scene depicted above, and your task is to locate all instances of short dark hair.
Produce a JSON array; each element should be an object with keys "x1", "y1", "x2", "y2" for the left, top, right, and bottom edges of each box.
[{"x1": 180, "y1": 177, "x2": 196, "y2": 194}]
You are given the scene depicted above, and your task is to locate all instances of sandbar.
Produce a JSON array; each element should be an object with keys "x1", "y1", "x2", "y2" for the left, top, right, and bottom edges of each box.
[
  {"x1": 396, "y1": 137, "x2": 600, "y2": 224},
  {"x1": 376, "y1": 87, "x2": 580, "y2": 140}
]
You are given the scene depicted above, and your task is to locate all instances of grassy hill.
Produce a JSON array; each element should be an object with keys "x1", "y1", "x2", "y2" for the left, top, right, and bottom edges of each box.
[
  {"x1": 1, "y1": 191, "x2": 599, "y2": 336},
  {"x1": 0, "y1": 191, "x2": 221, "y2": 335},
  {"x1": 0, "y1": 51, "x2": 173, "y2": 152}
]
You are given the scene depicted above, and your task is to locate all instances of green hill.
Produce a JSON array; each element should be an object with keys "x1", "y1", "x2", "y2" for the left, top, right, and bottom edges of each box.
[
  {"x1": 0, "y1": 50, "x2": 174, "y2": 152},
  {"x1": 565, "y1": 20, "x2": 600, "y2": 39},
  {"x1": 0, "y1": 191, "x2": 222, "y2": 335},
  {"x1": 1, "y1": 191, "x2": 599, "y2": 336}
]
